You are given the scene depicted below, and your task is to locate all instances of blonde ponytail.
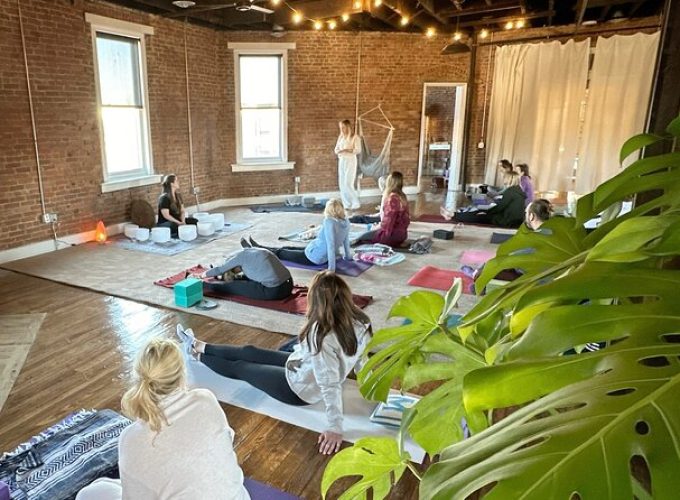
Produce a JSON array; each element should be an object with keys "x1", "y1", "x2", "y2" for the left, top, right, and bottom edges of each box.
[{"x1": 122, "y1": 338, "x2": 186, "y2": 433}]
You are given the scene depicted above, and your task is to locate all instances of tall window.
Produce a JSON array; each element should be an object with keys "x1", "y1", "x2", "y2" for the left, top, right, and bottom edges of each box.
[
  {"x1": 230, "y1": 43, "x2": 294, "y2": 171},
  {"x1": 239, "y1": 55, "x2": 282, "y2": 161},
  {"x1": 87, "y1": 14, "x2": 155, "y2": 191}
]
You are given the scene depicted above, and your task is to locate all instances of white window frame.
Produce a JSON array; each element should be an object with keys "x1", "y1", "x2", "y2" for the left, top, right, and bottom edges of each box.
[
  {"x1": 228, "y1": 42, "x2": 296, "y2": 172},
  {"x1": 86, "y1": 13, "x2": 160, "y2": 193}
]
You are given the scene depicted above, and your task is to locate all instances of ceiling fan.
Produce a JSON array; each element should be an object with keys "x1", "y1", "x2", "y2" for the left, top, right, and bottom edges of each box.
[{"x1": 170, "y1": 0, "x2": 274, "y2": 17}]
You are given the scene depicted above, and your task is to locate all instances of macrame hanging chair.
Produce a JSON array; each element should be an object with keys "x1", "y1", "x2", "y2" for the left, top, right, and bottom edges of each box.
[{"x1": 357, "y1": 105, "x2": 395, "y2": 180}]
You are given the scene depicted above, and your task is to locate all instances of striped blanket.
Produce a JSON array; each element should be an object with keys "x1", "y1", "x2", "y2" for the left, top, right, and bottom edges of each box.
[{"x1": 0, "y1": 409, "x2": 130, "y2": 500}]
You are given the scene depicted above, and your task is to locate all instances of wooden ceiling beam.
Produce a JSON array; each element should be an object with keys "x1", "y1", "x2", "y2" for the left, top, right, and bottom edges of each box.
[
  {"x1": 574, "y1": 0, "x2": 589, "y2": 25},
  {"x1": 415, "y1": 0, "x2": 449, "y2": 25},
  {"x1": 457, "y1": 9, "x2": 555, "y2": 28},
  {"x1": 439, "y1": 1, "x2": 523, "y2": 17}
]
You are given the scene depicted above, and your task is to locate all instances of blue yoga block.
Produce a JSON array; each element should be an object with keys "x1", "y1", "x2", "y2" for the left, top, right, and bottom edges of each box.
[{"x1": 174, "y1": 278, "x2": 203, "y2": 308}]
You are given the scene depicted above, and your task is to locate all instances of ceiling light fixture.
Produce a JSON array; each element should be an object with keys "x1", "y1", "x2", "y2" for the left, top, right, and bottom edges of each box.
[
  {"x1": 354, "y1": 0, "x2": 362, "y2": 9},
  {"x1": 479, "y1": 28, "x2": 489, "y2": 39},
  {"x1": 292, "y1": 11, "x2": 303, "y2": 24},
  {"x1": 342, "y1": 13, "x2": 350, "y2": 22},
  {"x1": 270, "y1": 0, "x2": 281, "y2": 5},
  {"x1": 374, "y1": 0, "x2": 382, "y2": 6},
  {"x1": 328, "y1": 20, "x2": 337, "y2": 29},
  {"x1": 400, "y1": 16, "x2": 409, "y2": 26},
  {"x1": 453, "y1": 31, "x2": 462, "y2": 41},
  {"x1": 426, "y1": 27, "x2": 436, "y2": 37},
  {"x1": 515, "y1": 18, "x2": 525, "y2": 28},
  {"x1": 314, "y1": 20, "x2": 323, "y2": 30},
  {"x1": 172, "y1": 0, "x2": 196, "y2": 8},
  {"x1": 505, "y1": 21, "x2": 514, "y2": 30}
]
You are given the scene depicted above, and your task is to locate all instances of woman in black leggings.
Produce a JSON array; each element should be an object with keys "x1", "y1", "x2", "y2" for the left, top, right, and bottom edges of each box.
[{"x1": 176, "y1": 271, "x2": 372, "y2": 455}]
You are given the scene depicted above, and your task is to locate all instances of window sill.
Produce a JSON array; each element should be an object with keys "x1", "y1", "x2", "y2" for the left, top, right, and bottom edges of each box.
[
  {"x1": 231, "y1": 162, "x2": 295, "y2": 173},
  {"x1": 101, "y1": 174, "x2": 162, "y2": 193}
]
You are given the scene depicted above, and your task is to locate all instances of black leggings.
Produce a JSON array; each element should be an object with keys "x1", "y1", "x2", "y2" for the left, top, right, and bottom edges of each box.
[
  {"x1": 201, "y1": 344, "x2": 308, "y2": 406},
  {"x1": 453, "y1": 212, "x2": 494, "y2": 225},
  {"x1": 206, "y1": 277, "x2": 293, "y2": 301},
  {"x1": 262, "y1": 245, "x2": 315, "y2": 266}
]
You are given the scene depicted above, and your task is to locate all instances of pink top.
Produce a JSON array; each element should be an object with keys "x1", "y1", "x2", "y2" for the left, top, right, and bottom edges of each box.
[{"x1": 372, "y1": 194, "x2": 410, "y2": 247}]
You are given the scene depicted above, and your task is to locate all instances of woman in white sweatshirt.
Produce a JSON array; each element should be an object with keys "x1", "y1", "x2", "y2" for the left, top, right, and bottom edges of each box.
[
  {"x1": 179, "y1": 271, "x2": 373, "y2": 455},
  {"x1": 77, "y1": 338, "x2": 250, "y2": 500},
  {"x1": 335, "y1": 119, "x2": 362, "y2": 211}
]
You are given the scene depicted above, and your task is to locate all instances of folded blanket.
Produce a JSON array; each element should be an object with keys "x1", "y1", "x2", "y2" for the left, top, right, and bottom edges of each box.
[
  {"x1": 155, "y1": 266, "x2": 373, "y2": 314},
  {"x1": 281, "y1": 258, "x2": 372, "y2": 277}
]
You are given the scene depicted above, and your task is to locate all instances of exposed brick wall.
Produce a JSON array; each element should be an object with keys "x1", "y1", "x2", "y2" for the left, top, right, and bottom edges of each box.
[{"x1": 0, "y1": 0, "x2": 660, "y2": 251}]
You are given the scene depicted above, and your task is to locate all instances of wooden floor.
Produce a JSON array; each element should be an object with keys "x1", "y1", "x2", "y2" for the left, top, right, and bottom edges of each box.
[{"x1": 0, "y1": 267, "x2": 421, "y2": 499}]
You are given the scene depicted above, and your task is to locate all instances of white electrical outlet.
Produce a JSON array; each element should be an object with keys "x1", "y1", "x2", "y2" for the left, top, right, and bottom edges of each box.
[
  {"x1": 192, "y1": 186, "x2": 201, "y2": 195},
  {"x1": 41, "y1": 213, "x2": 58, "y2": 223},
  {"x1": 294, "y1": 176, "x2": 301, "y2": 183}
]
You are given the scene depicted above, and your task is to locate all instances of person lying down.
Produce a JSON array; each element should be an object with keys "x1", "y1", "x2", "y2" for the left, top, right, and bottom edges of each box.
[{"x1": 192, "y1": 247, "x2": 293, "y2": 301}]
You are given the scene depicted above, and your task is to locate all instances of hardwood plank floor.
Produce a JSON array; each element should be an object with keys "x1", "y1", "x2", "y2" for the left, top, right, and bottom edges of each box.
[{"x1": 0, "y1": 269, "x2": 420, "y2": 499}]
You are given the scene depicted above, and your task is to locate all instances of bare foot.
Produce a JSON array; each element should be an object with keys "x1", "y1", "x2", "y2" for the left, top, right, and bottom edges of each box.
[{"x1": 440, "y1": 206, "x2": 454, "y2": 220}]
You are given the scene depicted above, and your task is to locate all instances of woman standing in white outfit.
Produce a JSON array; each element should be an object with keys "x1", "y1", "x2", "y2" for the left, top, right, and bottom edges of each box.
[{"x1": 335, "y1": 119, "x2": 361, "y2": 210}]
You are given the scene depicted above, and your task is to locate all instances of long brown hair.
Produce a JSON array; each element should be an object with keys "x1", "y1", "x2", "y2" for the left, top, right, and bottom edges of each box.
[
  {"x1": 382, "y1": 171, "x2": 407, "y2": 206},
  {"x1": 161, "y1": 174, "x2": 183, "y2": 212},
  {"x1": 299, "y1": 271, "x2": 371, "y2": 356}
]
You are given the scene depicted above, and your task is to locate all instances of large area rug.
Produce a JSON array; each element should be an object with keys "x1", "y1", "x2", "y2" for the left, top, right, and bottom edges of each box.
[
  {"x1": 0, "y1": 313, "x2": 46, "y2": 412},
  {"x1": 1, "y1": 207, "x2": 502, "y2": 335}
]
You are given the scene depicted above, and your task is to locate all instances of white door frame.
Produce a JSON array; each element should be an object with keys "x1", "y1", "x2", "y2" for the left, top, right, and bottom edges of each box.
[{"x1": 416, "y1": 83, "x2": 468, "y2": 194}]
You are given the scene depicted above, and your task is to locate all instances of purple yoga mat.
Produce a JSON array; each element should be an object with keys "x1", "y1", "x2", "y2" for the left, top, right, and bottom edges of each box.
[
  {"x1": 244, "y1": 478, "x2": 300, "y2": 500},
  {"x1": 282, "y1": 258, "x2": 372, "y2": 277}
]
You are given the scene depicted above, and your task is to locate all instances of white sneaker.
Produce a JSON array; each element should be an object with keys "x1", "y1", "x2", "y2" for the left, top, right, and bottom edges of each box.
[{"x1": 175, "y1": 324, "x2": 195, "y2": 357}]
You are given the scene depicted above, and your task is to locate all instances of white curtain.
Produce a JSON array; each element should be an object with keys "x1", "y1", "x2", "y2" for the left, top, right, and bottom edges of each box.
[
  {"x1": 485, "y1": 40, "x2": 589, "y2": 191},
  {"x1": 575, "y1": 32, "x2": 660, "y2": 194}
]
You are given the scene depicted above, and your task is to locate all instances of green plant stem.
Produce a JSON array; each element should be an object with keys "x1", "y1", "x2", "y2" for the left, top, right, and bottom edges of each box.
[{"x1": 406, "y1": 462, "x2": 422, "y2": 481}]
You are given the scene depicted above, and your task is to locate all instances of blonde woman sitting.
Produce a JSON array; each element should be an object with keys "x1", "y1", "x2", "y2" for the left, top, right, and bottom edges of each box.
[
  {"x1": 245, "y1": 198, "x2": 352, "y2": 272},
  {"x1": 76, "y1": 338, "x2": 250, "y2": 500}
]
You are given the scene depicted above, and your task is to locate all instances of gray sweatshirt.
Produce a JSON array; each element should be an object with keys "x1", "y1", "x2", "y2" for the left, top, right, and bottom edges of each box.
[{"x1": 206, "y1": 248, "x2": 291, "y2": 288}]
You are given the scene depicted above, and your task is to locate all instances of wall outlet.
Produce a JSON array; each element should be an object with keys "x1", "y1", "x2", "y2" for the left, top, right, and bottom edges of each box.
[
  {"x1": 192, "y1": 186, "x2": 201, "y2": 195},
  {"x1": 41, "y1": 213, "x2": 58, "y2": 223},
  {"x1": 294, "y1": 176, "x2": 301, "y2": 183}
]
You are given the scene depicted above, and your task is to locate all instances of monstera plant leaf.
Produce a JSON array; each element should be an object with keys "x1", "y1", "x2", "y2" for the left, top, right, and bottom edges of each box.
[
  {"x1": 421, "y1": 358, "x2": 680, "y2": 499},
  {"x1": 358, "y1": 282, "x2": 487, "y2": 455},
  {"x1": 321, "y1": 437, "x2": 409, "y2": 500}
]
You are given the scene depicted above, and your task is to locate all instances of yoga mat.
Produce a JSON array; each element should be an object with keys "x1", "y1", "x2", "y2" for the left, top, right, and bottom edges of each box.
[
  {"x1": 408, "y1": 266, "x2": 475, "y2": 295},
  {"x1": 244, "y1": 478, "x2": 299, "y2": 500},
  {"x1": 282, "y1": 259, "x2": 372, "y2": 277},
  {"x1": 459, "y1": 249, "x2": 496, "y2": 267},
  {"x1": 414, "y1": 214, "x2": 451, "y2": 224},
  {"x1": 155, "y1": 266, "x2": 373, "y2": 314},
  {"x1": 279, "y1": 230, "x2": 364, "y2": 245},
  {"x1": 490, "y1": 232, "x2": 514, "y2": 244},
  {"x1": 187, "y1": 360, "x2": 427, "y2": 464},
  {"x1": 251, "y1": 204, "x2": 324, "y2": 214},
  {"x1": 109, "y1": 223, "x2": 253, "y2": 256}
]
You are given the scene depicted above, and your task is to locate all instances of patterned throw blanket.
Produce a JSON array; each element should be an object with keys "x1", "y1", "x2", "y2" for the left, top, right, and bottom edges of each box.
[{"x1": 0, "y1": 409, "x2": 131, "y2": 500}]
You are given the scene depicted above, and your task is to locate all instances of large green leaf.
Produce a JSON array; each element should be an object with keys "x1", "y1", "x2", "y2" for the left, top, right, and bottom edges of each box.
[
  {"x1": 321, "y1": 437, "x2": 408, "y2": 500},
  {"x1": 619, "y1": 132, "x2": 665, "y2": 164},
  {"x1": 586, "y1": 215, "x2": 680, "y2": 263},
  {"x1": 421, "y1": 362, "x2": 680, "y2": 499}
]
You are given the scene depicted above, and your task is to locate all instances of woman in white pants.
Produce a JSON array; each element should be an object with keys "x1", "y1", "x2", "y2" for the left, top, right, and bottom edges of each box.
[{"x1": 335, "y1": 119, "x2": 361, "y2": 210}]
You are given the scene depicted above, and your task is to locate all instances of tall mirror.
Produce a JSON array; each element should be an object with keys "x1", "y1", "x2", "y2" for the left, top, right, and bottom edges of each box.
[{"x1": 417, "y1": 83, "x2": 467, "y2": 207}]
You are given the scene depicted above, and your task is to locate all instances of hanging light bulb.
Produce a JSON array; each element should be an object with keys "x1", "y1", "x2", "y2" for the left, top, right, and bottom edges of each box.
[
  {"x1": 270, "y1": 0, "x2": 281, "y2": 5},
  {"x1": 515, "y1": 18, "x2": 526, "y2": 28},
  {"x1": 314, "y1": 20, "x2": 323, "y2": 30},
  {"x1": 374, "y1": 0, "x2": 382, "y2": 6},
  {"x1": 479, "y1": 28, "x2": 489, "y2": 39},
  {"x1": 504, "y1": 21, "x2": 514, "y2": 30},
  {"x1": 353, "y1": 0, "x2": 362, "y2": 9},
  {"x1": 400, "y1": 16, "x2": 409, "y2": 26},
  {"x1": 342, "y1": 13, "x2": 350, "y2": 22},
  {"x1": 426, "y1": 27, "x2": 436, "y2": 38},
  {"x1": 328, "y1": 19, "x2": 337, "y2": 29},
  {"x1": 453, "y1": 31, "x2": 462, "y2": 41},
  {"x1": 292, "y1": 11, "x2": 303, "y2": 24}
]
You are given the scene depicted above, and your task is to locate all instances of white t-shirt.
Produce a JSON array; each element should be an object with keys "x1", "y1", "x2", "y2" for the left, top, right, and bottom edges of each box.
[{"x1": 118, "y1": 388, "x2": 250, "y2": 500}]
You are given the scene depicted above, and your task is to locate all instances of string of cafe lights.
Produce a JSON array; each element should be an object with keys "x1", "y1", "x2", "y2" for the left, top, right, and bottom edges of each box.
[{"x1": 269, "y1": 0, "x2": 526, "y2": 40}]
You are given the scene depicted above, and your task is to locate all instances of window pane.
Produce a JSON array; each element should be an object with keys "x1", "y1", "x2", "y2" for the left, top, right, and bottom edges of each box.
[
  {"x1": 96, "y1": 33, "x2": 142, "y2": 106},
  {"x1": 239, "y1": 56, "x2": 280, "y2": 108},
  {"x1": 101, "y1": 107, "x2": 147, "y2": 174},
  {"x1": 241, "y1": 109, "x2": 281, "y2": 160}
]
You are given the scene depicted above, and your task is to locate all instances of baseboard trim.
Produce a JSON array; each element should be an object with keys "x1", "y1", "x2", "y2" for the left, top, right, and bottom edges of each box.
[{"x1": 0, "y1": 186, "x2": 419, "y2": 264}]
